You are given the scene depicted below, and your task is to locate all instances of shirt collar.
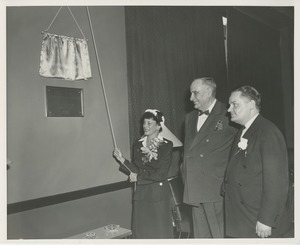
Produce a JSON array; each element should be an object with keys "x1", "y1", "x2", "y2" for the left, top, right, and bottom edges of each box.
[
  {"x1": 206, "y1": 99, "x2": 217, "y2": 113},
  {"x1": 138, "y1": 133, "x2": 165, "y2": 146},
  {"x1": 244, "y1": 113, "x2": 259, "y2": 130}
]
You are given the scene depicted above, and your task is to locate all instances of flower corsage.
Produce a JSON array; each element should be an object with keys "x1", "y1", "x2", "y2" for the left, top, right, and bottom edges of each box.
[
  {"x1": 235, "y1": 137, "x2": 248, "y2": 157},
  {"x1": 215, "y1": 120, "x2": 223, "y2": 130},
  {"x1": 238, "y1": 138, "x2": 248, "y2": 150},
  {"x1": 139, "y1": 134, "x2": 167, "y2": 163}
]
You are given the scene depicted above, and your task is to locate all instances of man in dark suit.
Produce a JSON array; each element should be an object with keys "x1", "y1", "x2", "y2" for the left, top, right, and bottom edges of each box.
[
  {"x1": 224, "y1": 85, "x2": 291, "y2": 238},
  {"x1": 181, "y1": 77, "x2": 236, "y2": 238}
]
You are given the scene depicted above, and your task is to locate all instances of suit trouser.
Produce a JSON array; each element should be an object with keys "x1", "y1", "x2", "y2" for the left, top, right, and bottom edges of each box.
[{"x1": 192, "y1": 201, "x2": 224, "y2": 238}]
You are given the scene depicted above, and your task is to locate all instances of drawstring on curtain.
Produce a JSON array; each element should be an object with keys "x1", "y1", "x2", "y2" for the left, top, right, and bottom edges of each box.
[
  {"x1": 44, "y1": 6, "x2": 86, "y2": 40},
  {"x1": 39, "y1": 6, "x2": 92, "y2": 81}
]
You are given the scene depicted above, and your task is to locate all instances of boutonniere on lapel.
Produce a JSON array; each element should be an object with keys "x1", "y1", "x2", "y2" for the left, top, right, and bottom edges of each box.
[
  {"x1": 215, "y1": 120, "x2": 223, "y2": 130},
  {"x1": 235, "y1": 137, "x2": 248, "y2": 157}
]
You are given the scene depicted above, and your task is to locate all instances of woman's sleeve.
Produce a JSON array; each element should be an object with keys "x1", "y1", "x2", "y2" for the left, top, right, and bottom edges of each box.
[
  {"x1": 118, "y1": 142, "x2": 139, "y2": 175},
  {"x1": 119, "y1": 159, "x2": 138, "y2": 175},
  {"x1": 137, "y1": 141, "x2": 173, "y2": 185}
]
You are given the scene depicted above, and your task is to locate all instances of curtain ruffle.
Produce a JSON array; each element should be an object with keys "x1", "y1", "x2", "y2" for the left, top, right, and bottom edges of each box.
[{"x1": 39, "y1": 32, "x2": 92, "y2": 81}]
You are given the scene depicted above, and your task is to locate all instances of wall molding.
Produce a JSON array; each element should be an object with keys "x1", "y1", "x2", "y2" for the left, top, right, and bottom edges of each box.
[{"x1": 8, "y1": 181, "x2": 132, "y2": 215}]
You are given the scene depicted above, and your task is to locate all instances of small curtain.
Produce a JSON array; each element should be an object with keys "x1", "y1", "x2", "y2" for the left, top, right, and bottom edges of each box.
[{"x1": 39, "y1": 32, "x2": 92, "y2": 81}]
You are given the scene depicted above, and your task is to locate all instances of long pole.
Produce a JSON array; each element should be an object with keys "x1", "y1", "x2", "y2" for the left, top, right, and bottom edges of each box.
[
  {"x1": 86, "y1": 7, "x2": 134, "y2": 178},
  {"x1": 86, "y1": 6, "x2": 117, "y2": 148}
]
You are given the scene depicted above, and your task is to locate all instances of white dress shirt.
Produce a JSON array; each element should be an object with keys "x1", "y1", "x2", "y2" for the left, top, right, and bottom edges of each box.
[{"x1": 197, "y1": 99, "x2": 217, "y2": 131}]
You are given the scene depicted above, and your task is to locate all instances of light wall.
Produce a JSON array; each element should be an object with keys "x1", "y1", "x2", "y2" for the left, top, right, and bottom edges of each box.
[
  {"x1": 7, "y1": 6, "x2": 132, "y2": 239},
  {"x1": 8, "y1": 188, "x2": 132, "y2": 239}
]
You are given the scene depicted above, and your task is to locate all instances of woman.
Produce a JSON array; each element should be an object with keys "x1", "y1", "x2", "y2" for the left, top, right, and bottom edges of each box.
[{"x1": 113, "y1": 109, "x2": 174, "y2": 239}]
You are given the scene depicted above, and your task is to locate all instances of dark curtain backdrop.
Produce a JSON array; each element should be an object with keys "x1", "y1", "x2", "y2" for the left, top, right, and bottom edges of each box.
[
  {"x1": 125, "y1": 6, "x2": 227, "y2": 147},
  {"x1": 227, "y1": 8, "x2": 285, "y2": 134}
]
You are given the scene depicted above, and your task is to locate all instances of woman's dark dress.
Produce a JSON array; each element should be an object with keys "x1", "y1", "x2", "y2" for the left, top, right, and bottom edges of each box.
[{"x1": 120, "y1": 138, "x2": 174, "y2": 239}]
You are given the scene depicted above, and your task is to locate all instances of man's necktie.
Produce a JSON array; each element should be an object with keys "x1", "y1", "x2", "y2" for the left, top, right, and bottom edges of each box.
[
  {"x1": 235, "y1": 125, "x2": 246, "y2": 142},
  {"x1": 197, "y1": 110, "x2": 209, "y2": 131},
  {"x1": 198, "y1": 110, "x2": 210, "y2": 116},
  {"x1": 231, "y1": 125, "x2": 246, "y2": 156}
]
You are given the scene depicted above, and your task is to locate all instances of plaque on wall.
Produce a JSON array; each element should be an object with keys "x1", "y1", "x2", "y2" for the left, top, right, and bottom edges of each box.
[{"x1": 46, "y1": 86, "x2": 84, "y2": 117}]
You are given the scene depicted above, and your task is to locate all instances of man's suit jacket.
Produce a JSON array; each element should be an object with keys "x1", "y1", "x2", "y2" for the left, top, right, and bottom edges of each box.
[
  {"x1": 224, "y1": 114, "x2": 291, "y2": 237},
  {"x1": 182, "y1": 101, "x2": 236, "y2": 205}
]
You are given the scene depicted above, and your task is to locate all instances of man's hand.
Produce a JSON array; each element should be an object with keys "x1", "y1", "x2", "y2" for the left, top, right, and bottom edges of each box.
[{"x1": 256, "y1": 221, "x2": 272, "y2": 238}]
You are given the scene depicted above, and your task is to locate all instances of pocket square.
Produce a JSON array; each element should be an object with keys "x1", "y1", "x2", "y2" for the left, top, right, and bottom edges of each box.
[{"x1": 215, "y1": 120, "x2": 223, "y2": 130}]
